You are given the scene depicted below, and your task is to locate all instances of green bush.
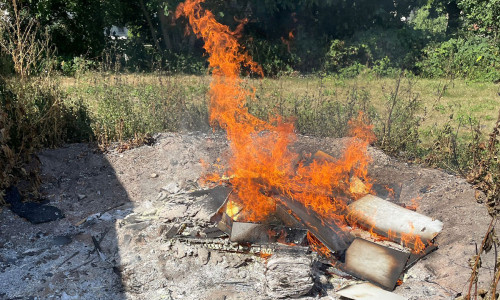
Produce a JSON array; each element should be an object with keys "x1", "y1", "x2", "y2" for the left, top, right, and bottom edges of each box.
[
  {"x1": 408, "y1": 5, "x2": 447, "y2": 35},
  {"x1": 0, "y1": 76, "x2": 94, "y2": 202},
  {"x1": 371, "y1": 57, "x2": 398, "y2": 77},
  {"x1": 323, "y1": 40, "x2": 371, "y2": 74},
  {"x1": 66, "y1": 75, "x2": 209, "y2": 145},
  {"x1": 59, "y1": 56, "x2": 98, "y2": 77},
  {"x1": 417, "y1": 36, "x2": 500, "y2": 81},
  {"x1": 163, "y1": 51, "x2": 207, "y2": 75},
  {"x1": 246, "y1": 38, "x2": 298, "y2": 77}
]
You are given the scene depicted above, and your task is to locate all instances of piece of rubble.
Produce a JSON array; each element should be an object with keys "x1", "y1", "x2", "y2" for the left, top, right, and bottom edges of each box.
[
  {"x1": 159, "y1": 204, "x2": 187, "y2": 220},
  {"x1": 347, "y1": 194, "x2": 443, "y2": 246},
  {"x1": 161, "y1": 182, "x2": 181, "y2": 194},
  {"x1": 265, "y1": 252, "x2": 314, "y2": 298},
  {"x1": 337, "y1": 282, "x2": 407, "y2": 300},
  {"x1": 190, "y1": 186, "x2": 231, "y2": 222},
  {"x1": 197, "y1": 247, "x2": 210, "y2": 265},
  {"x1": 341, "y1": 238, "x2": 409, "y2": 291}
]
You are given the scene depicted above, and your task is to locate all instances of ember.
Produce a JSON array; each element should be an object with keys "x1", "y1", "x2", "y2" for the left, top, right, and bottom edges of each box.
[{"x1": 175, "y1": 0, "x2": 443, "y2": 294}]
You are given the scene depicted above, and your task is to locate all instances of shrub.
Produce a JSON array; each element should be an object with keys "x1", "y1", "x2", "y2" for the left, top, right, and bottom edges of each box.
[
  {"x1": 417, "y1": 36, "x2": 500, "y2": 81},
  {"x1": 0, "y1": 76, "x2": 93, "y2": 202},
  {"x1": 246, "y1": 38, "x2": 298, "y2": 77},
  {"x1": 323, "y1": 39, "x2": 371, "y2": 74},
  {"x1": 371, "y1": 57, "x2": 398, "y2": 77},
  {"x1": 60, "y1": 56, "x2": 97, "y2": 77}
]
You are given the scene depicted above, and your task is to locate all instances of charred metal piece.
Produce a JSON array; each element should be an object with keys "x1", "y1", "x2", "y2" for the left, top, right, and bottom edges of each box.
[
  {"x1": 189, "y1": 185, "x2": 232, "y2": 223},
  {"x1": 164, "y1": 224, "x2": 182, "y2": 239},
  {"x1": 217, "y1": 212, "x2": 233, "y2": 236},
  {"x1": 280, "y1": 227, "x2": 308, "y2": 246},
  {"x1": 341, "y1": 238, "x2": 410, "y2": 291},
  {"x1": 230, "y1": 222, "x2": 273, "y2": 244}
]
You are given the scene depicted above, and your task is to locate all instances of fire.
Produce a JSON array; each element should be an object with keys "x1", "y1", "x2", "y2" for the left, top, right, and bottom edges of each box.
[
  {"x1": 307, "y1": 232, "x2": 333, "y2": 260},
  {"x1": 405, "y1": 196, "x2": 421, "y2": 211},
  {"x1": 176, "y1": 0, "x2": 374, "y2": 228}
]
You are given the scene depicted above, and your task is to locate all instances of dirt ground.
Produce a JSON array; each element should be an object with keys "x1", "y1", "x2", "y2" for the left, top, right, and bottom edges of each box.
[{"x1": 0, "y1": 132, "x2": 495, "y2": 299}]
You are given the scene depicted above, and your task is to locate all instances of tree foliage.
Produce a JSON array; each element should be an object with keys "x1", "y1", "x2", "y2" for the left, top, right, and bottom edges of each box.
[
  {"x1": 0, "y1": 0, "x2": 498, "y2": 80},
  {"x1": 459, "y1": 0, "x2": 500, "y2": 40}
]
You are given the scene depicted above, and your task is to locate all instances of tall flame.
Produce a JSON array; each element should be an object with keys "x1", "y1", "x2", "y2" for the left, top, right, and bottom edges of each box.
[{"x1": 176, "y1": 0, "x2": 374, "y2": 226}]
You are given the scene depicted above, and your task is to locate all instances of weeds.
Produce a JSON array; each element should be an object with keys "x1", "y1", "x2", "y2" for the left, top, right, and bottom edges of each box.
[
  {"x1": 1, "y1": 71, "x2": 498, "y2": 207},
  {"x1": 1, "y1": 76, "x2": 67, "y2": 201},
  {"x1": 0, "y1": 0, "x2": 54, "y2": 78},
  {"x1": 377, "y1": 73, "x2": 422, "y2": 157}
]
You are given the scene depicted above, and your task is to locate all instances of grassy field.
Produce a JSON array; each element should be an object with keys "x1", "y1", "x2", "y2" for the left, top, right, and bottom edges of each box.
[
  {"x1": 57, "y1": 72, "x2": 499, "y2": 151},
  {"x1": 2, "y1": 71, "x2": 499, "y2": 213}
]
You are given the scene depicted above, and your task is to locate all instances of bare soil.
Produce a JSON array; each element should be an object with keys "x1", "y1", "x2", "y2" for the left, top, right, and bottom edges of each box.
[{"x1": 0, "y1": 132, "x2": 494, "y2": 299}]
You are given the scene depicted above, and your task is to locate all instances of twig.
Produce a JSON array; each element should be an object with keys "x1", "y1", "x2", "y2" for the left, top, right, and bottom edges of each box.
[
  {"x1": 424, "y1": 278, "x2": 457, "y2": 297},
  {"x1": 55, "y1": 251, "x2": 80, "y2": 269},
  {"x1": 466, "y1": 218, "x2": 496, "y2": 300},
  {"x1": 69, "y1": 256, "x2": 96, "y2": 273},
  {"x1": 75, "y1": 202, "x2": 125, "y2": 226},
  {"x1": 491, "y1": 266, "x2": 500, "y2": 300},
  {"x1": 475, "y1": 243, "x2": 478, "y2": 300},
  {"x1": 494, "y1": 242, "x2": 498, "y2": 297}
]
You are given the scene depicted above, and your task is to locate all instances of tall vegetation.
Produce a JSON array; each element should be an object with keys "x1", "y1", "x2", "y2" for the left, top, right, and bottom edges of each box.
[{"x1": 0, "y1": 0, "x2": 497, "y2": 80}]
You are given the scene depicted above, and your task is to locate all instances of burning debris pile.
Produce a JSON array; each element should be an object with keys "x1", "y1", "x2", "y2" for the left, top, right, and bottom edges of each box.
[
  {"x1": 173, "y1": 0, "x2": 444, "y2": 297},
  {"x1": 169, "y1": 168, "x2": 443, "y2": 298}
]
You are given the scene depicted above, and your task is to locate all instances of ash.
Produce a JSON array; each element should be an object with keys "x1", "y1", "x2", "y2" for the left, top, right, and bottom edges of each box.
[{"x1": 0, "y1": 132, "x2": 493, "y2": 299}]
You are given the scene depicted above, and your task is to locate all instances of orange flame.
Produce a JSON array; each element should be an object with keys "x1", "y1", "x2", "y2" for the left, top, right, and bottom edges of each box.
[
  {"x1": 307, "y1": 232, "x2": 333, "y2": 260},
  {"x1": 176, "y1": 1, "x2": 374, "y2": 228}
]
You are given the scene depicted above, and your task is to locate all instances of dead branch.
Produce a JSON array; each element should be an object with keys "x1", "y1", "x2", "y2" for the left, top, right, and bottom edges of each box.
[{"x1": 466, "y1": 218, "x2": 496, "y2": 300}]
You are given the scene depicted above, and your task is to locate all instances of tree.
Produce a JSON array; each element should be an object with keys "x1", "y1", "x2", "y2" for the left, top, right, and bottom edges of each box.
[{"x1": 459, "y1": 0, "x2": 500, "y2": 41}]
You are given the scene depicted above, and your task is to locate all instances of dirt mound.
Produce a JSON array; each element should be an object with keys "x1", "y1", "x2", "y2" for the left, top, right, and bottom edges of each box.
[{"x1": 0, "y1": 132, "x2": 492, "y2": 299}]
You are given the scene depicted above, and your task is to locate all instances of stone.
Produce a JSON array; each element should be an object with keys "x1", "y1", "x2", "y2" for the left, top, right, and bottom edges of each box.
[
  {"x1": 197, "y1": 248, "x2": 210, "y2": 265},
  {"x1": 61, "y1": 291, "x2": 79, "y2": 300},
  {"x1": 158, "y1": 204, "x2": 187, "y2": 220},
  {"x1": 173, "y1": 243, "x2": 187, "y2": 259},
  {"x1": 99, "y1": 212, "x2": 113, "y2": 221},
  {"x1": 150, "y1": 173, "x2": 159, "y2": 178},
  {"x1": 52, "y1": 235, "x2": 72, "y2": 246},
  {"x1": 161, "y1": 182, "x2": 180, "y2": 194},
  {"x1": 209, "y1": 251, "x2": 224, "y2": 265},
  {"x1": 124, "y1": 222, "x2": 151, "y2": 232}
]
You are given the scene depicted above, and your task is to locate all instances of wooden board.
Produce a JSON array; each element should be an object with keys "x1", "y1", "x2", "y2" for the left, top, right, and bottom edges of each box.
[
  {"x1": 276, "y1": 196, "x2": 353, "y2": 253},
  {"x1": 342, "y1": 238, "x2": 410, "y2": 290},
  {"x1": 337, "y1": 282, "x2": 407, "y2": 300}
]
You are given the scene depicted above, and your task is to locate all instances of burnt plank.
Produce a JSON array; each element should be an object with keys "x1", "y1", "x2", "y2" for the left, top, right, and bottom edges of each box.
[
  {"x1": 275, "y1": 196, "x2": 353, "y2": 253},
  {"x1": 341, "y1": 238, "x2": 410, "y2": 291}
]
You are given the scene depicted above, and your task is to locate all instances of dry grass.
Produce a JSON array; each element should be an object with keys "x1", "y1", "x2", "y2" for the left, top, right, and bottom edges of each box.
[
  {"x1": 248, "y1": 75, "x2": 499, "y2": 131},
  {"x1": 55, "y1": 72, "x2": 499, "y2": 148}
]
